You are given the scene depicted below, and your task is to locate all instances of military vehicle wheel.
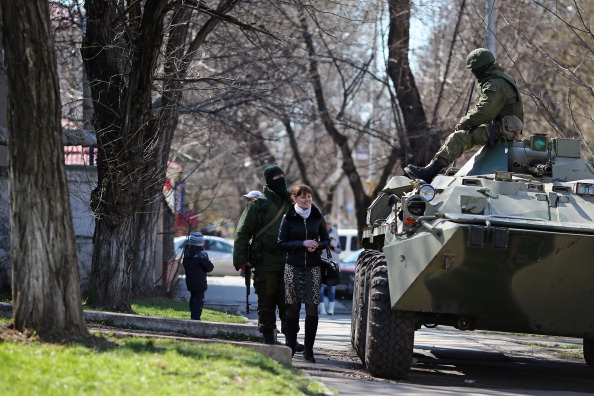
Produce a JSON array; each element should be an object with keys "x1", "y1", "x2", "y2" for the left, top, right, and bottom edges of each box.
[
  {"x1": 364, "y1": 254, "x2": 415, "y2": 380},
  {"x1": 351, "y1": 249, "x2": 376, "y2": 362},
  {"x1": 584, "y1": 338, "x2": 594, "y2": 367}
]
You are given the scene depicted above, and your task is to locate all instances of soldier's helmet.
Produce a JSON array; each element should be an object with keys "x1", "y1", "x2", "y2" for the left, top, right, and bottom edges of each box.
[{"x1": 466, "y1": 48, "x2": 495, "y2": 70}]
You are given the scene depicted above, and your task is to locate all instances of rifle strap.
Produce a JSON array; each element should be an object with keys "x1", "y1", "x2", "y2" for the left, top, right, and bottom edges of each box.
[{"x1": 253, "y1": 202, "x2": 288, "y2": 241}]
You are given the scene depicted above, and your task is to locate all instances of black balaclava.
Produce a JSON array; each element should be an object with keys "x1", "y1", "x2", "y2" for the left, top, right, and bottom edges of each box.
[
  {"x1": 472, "y1": 63, "x2": 492, "y2": 79},
  {"x1": 264, "y1": 165, "x2": 290, "y2": 198}
]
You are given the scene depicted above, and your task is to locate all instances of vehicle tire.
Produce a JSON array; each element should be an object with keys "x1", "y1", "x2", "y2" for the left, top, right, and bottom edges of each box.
[
  {"x1": 584, "y1": 338, "x2": 594, "y2": 368},
  {"x1": 364, "y1": 254, "x2": 415, "y2": 380},
  {"x1": 351, "y1": 249, "x2": 376, "y2": 362}
]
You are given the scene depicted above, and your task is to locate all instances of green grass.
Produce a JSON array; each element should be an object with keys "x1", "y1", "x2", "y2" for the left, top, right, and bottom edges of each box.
[
  {"x1": 130, "y1": 298, "x2": 247, "y2": 324},
  {"x1": 2, "y1": 294, "x2": 246, "y2": 324},
  {"x1": 559, "y1": 350, "x2": 584, "y2": 360},
  {"x1": 525, "y1": 342, "x2": 582, "y2": 349},
  {"x1": 0, "y1": 319, "x2": 325, "y2": 396}
]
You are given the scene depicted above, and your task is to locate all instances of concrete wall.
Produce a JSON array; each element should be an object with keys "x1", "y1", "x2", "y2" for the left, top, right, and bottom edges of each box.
[
  {"x1": 0, "y1": 165, "x2": 97, "y2": 295},
  {"x1": 66, "y1": 165, "x2": 97, "y2": 294}
]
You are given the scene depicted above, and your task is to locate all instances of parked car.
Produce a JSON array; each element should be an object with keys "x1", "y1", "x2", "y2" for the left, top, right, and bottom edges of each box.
[
  {"x1": 337, "y1": 228, "x2": 359, "y2": 260},
  {"x1": 174, "y1": 235, "x2": 238, "y2": 276},
  {"x1": 336, "y1": 248, "x2": 363, "y2": 298}
]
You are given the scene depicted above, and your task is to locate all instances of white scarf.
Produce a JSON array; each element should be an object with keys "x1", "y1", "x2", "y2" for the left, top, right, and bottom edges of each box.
[{"x1": 294, "y1": 203, "x2": 311, "y2": 219}]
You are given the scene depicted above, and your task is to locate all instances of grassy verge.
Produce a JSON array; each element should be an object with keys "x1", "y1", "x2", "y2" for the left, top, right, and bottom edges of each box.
[
  {"x1": 0, "y1": 318, "x2": 324, "y2": 396},
  {"x1": 130, "y1": 297, "x2": 247, "y2": 324},
  {"x1": 1, "y1": 294, "x2": 246, "y2": 324}
]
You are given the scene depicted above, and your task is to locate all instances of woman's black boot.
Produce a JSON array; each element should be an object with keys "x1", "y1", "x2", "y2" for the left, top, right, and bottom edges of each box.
[
  {"x1": 303, "y1": 315, "x2": 318, "y2": 363},
  {"x1": 285, "y1": 317, "x2": 300, "y2": 356}
]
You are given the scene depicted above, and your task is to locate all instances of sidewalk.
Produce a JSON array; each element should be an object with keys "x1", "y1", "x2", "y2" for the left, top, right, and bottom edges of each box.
[{"x1": 175, "y1": 275, "x2": 352, "y2": 316}]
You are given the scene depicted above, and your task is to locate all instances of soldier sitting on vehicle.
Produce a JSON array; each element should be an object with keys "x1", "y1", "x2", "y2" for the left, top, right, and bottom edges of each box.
[{"x1": 405, "y1": 48, "x2": 524, "y2": 183}]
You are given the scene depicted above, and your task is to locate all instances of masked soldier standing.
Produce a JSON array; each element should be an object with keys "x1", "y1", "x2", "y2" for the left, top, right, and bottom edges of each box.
[
  {"x1": 406, "y1": 48, "x2": 524, "y2": 183},
  {"x1": 234, "y1": 165, "x2": 303, "y2": 351}
]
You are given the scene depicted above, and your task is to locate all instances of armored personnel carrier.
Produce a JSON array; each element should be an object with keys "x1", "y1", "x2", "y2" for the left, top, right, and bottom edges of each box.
[{"x1": 352, "y1": 134, "x2": 594, "y2": 380}]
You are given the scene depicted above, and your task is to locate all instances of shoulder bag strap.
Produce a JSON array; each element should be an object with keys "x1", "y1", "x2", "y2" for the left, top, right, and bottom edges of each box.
[{"x1": 253, "y1": 202, "x2": 288, "y2": 241}]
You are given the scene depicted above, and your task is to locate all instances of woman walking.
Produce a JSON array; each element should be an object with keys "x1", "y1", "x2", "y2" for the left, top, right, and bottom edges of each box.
[{"x1": 278, "y1": 185, "x2": 330, "y2": 363}]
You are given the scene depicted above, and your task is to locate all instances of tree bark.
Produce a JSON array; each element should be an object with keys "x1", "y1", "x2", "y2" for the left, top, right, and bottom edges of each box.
[
  {"x1": 282, "y1": 117, "x2": 323, "y2": 204},
  {"x1": 131, "y1": 1, "x2": 242, "y2": 295},
  {"x1": 81, "y1": 1, "x2": 243, "y2": 307},
  {"x1": 386, "y1": 0, "x2": 438, "y2": 164},
  {"x1": 1, "y1": 0, "x2": 87, "y2": 337},
  {"x1": 82, "y1": 0, "x2": 168, "y2": 311}
]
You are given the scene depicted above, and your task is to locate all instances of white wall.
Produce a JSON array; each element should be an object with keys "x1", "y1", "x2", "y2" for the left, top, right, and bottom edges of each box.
[{"x1": 0, "y1": 165, "x2": 97, "y2": 295}]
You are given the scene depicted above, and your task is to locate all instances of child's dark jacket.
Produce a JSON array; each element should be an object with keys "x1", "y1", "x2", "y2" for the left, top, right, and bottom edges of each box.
[{"x1": 183, "y1": 245, "x2": 214, "y2": 292}]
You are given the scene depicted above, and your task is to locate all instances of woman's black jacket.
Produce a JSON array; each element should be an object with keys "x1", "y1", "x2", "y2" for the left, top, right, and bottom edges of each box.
[
  {"x1": 278, "y1": 204, "x2": 330, "y2": 268},
  {"x1": 182, "y1": 245, "x2": 214, "y2": 292}
]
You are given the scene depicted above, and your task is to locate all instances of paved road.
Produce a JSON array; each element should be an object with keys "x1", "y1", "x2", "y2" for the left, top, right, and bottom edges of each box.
[
  {"x1": 173, "y1": 274, "x2": 352, "y2": 315},
  {"x1": 176, "y1": 276, "x2": 594, "y2": 395},
  {"x1": 297, "y1": 318, "x2": 594, "y2": 395}
]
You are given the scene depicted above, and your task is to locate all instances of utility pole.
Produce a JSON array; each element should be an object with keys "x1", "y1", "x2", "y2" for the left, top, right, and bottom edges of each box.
[{"x1": 486, "y1": 0, "x2": 497, "y2": 56}]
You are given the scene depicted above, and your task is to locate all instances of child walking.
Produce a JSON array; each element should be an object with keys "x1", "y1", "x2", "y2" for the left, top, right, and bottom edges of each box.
[{"x1": 182, "y1": 232, "x2": 214, "y2": 320}]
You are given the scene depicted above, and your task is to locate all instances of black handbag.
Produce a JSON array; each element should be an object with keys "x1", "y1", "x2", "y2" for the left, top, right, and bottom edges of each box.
[{"x1": 320, "y1": 248, "x2": 340, "y2": 286}]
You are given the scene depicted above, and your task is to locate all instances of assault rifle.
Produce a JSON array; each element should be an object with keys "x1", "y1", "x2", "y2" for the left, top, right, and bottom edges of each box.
[{"x1": 244, "y1": 265, "x2": 252, "y2": 314}]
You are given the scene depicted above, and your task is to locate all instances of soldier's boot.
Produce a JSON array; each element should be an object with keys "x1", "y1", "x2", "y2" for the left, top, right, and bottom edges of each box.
[
  {"x1": 285, "y1": 335, "x2": 304, "y2": 352},
  {"x1": 293, "y1": 341, "x2": 305, "y2": 353},
  {"x1": 262, "y1": 330, "x2": 275, "y2": 345},
  {"x1": 303, "y1": 315, "x2": 319, "y2": 363},
  {"x1": 284, "y1": 317, "x2": 300, "y2": 356},
  {"x1": 405, "y1": 159, "x2": 444, "y2": 184}
]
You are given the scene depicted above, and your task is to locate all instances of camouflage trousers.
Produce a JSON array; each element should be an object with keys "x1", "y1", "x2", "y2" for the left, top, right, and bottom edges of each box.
[
  {"x1": 435, "y1": 125, "x2": 491, "y2": 166},
  {"x1": 253, "y1": 270, "x2": 287, "y2": 334}
]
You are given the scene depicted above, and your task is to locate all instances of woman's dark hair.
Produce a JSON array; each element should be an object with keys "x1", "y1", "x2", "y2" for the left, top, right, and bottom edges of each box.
[{"x1": 290, "y1": 184, "x2": 313, "y2": 197}]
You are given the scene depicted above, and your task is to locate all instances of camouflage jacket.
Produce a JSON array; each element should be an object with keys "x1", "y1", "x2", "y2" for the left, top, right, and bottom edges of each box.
[
  {"x1": 457, "y1": 64, "x2": 523, "y2": 132},
  {"x1": 233, "y1": 186, "x2": 290, "y2": 272}
]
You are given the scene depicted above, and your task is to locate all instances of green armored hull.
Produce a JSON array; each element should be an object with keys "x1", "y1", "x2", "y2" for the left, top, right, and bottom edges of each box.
[
  {"x1": 386, "y1": 224, "x2": 594, "y2": 337},
  {"x1": 352, "y1": 135, "x2": 594, "y2": 380}
]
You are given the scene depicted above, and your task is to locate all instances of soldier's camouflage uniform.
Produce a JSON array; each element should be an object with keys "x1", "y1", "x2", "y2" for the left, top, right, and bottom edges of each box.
[{"x1": 435, "y1": 63, "x2": 524, "y2": 167}]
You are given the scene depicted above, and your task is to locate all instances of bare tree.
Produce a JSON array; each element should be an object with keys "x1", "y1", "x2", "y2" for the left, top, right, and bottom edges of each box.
[
  {"x1": 415, "y1": 0, "x2": 593, "y2": 158},
  {"x1": 177, "y1": 0, "x2": 416, "y2": 231},
  {"x1": 386, "y1": 0, "x2": 440, "y2": 165},
  {"x1": 1, "y1": 0, "x2": 87, "y2": 337},
  {"x1": 81, "y1": 0, "x2": 251, "y2": 310}
]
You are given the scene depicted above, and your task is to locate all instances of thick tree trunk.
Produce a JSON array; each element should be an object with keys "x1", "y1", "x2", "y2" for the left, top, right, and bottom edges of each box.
[
  {"x1": 83, "y1": 1, "x2": 242, "y2": 308},
  {"x1": 1, "y1": 0, "x2": 87, "y2": 337},
  {"x1": 386, "y1": 0, "x2": 438, "y2": 164},
  {"x1": 130, "y1": 202, "x2": 159, "y2": 297},
  {"x1": 82, "y1": 0, "x2": 168, "y2": 311},
  {"x1": 88, "y1": 218, "x2": 135, "y2": 311}
]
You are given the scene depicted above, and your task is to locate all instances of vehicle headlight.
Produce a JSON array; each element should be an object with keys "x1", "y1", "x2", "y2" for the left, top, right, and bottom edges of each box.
[
  {"x1": 406, "y1": 197, "x2": 426, "y2": 216},
  {"x1": 417, "y1": 184, "x2": 435, "y2": 202},
  {"x1": 575, "y1": 182, "x2": 594, "y2": 196},
  {"x1": 530, "y1": 135, "x2": 548, "y2": 151}
]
